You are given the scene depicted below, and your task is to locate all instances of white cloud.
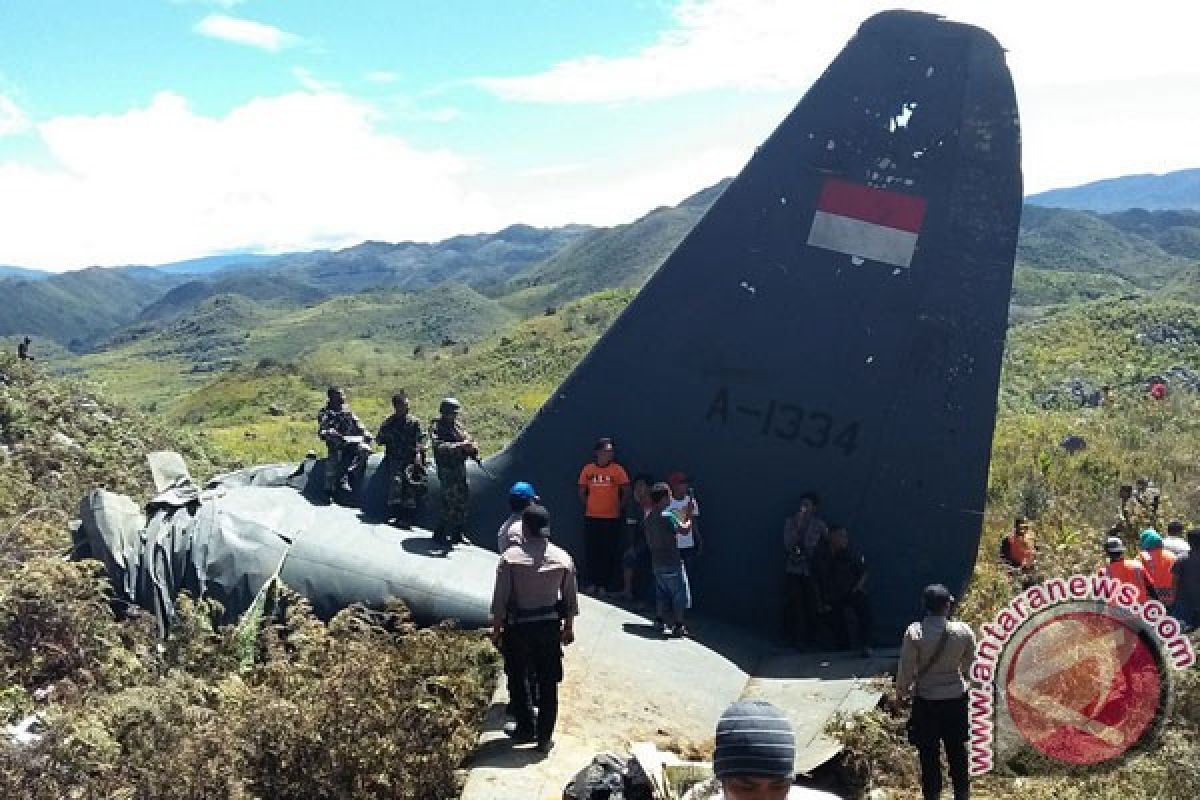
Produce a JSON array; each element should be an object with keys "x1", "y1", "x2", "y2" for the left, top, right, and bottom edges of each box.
[
  {"x1": 0, "y1": 91, "x2": 503, "y2": 270},
  {"x1": 516, "y1": 163, "x2": 588, "y2": 179},
  {"x1": 0, "y1": 95, "x2": 30, "y2": 136},
  {"x1": 478, "y1": 0, "x2": 1200, "y2": 104},
  {"x1": 411, "y1": 107, "x2": 462, "y2": 124},
  {"x1": 475, "y1": 0, "x2": 1200, "y2": 192},
  {"x1": 477, "y1": 0, "x2": 826, "y2": 104},
  {"x1": 194, "y1": 13, "x2": 299, "y2": 52}
]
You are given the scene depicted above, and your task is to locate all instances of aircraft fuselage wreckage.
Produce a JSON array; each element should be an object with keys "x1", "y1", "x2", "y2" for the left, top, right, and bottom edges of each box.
[{"x1": 76, "y1": 12, "x2": 1020, "y2": 643}]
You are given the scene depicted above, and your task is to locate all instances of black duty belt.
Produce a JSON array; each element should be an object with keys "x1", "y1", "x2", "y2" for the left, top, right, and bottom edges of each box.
[{"x1": 512, "y1": 604, "x2": 558, "y2": 621}]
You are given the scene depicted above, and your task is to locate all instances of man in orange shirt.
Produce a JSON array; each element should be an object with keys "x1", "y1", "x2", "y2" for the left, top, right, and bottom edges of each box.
[
  {"x1": 1097, "y1": 536, "x2": 1157, "y2": 605},
  {"x1": 1138, "y1": 529, "x2": 1177, "y2": 607},
  {"x1": 577, "y1": 437, "x2": 631, "y2": 594},
  {"x1": 999, "y1": 517, "x2": 1037, "y2": 587}
]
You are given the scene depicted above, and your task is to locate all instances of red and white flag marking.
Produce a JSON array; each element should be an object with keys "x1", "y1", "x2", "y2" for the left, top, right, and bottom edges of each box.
[{"x1": 807, "y1": 177, "x2": 927, "y2": 268}]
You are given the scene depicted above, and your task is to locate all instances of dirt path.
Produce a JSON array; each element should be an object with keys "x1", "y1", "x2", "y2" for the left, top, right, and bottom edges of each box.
[{"x1": 460, "y1": 597, "x2": 891, "y2": 799}]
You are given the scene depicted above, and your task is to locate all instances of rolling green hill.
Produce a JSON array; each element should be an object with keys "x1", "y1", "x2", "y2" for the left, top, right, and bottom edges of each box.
[
  {"x1": 69, "y1": 282, "x2": 519, "y2": 416},
  {"x1": 0, "y1": 267, "x2": 186, "y2": 348},
  {"x1": 500, "y1": 180, "x2": 729, "y2": 312},
  {"x1": 1016, "y1": 205, "x2": 1185, "y2": 283},
  {"x1": 137, "y1": 272, "x2": 328, "y2": 322},
  {"x1": 255, "y1": 223, "x2": 592, "y2": 295}
]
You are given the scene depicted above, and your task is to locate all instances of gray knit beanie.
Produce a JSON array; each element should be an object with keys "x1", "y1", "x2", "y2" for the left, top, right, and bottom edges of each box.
[{"x1": 713, "y1": 700, "x2": 795, "y2": 780}]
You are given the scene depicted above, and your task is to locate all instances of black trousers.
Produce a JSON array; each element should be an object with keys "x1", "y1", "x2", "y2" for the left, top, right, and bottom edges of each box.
[
  {"x1": 783, "y1": 573, "x2": 821, "y2": 646},
  {"x1": 583, "y1": 517, "x2": 623, "y2": 591},
  {"x1": 503, "y1": 621, "x2": 563, "y2": 743},
  {"x1": 828, "y1": 589, "x2": 872, "y2": 649},
  {"x1": 909, "y1": 695, "x2": 970, "y2": 800}
]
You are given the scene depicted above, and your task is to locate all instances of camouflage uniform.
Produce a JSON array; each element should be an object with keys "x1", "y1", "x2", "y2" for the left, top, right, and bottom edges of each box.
[
  {"x1": 431, "y1": 416, "x2": 472, "y2": 545},
  {"x1": 377, "y1": 412, "x2": 426, "y2": 519},
  {"x1": 317, "y1": 404, "x2": 372, "y2": 494}
]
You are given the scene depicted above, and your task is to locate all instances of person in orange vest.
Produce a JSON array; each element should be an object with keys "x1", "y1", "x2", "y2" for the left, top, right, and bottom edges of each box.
[
  {"x1": 1000, "y1": 517, "x2": 1037, "y2": 587},
  {"x1": 1137, "y1": 529, "x2": 1177, "y2": 607},
  {"x1": 1097, "y1": 537, "x2": 1158, "y2": 605}
]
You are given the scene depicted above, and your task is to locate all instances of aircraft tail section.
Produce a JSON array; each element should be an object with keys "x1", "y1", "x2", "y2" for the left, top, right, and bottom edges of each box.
[{"x1": 462, "y1": 10, "x2": 1021, "y2": 639}]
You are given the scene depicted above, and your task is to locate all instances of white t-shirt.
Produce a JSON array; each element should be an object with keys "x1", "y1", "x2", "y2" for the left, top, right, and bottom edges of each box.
[
  {"x1": 1163, "y1": 536, "x2": 1192, "y2": 557},
  {"x1": 496, "y1": 513, "x2": 523, "y2": 553},
  {"x1": 668, "y1": 495, "x2": 700, "y2": 550}
]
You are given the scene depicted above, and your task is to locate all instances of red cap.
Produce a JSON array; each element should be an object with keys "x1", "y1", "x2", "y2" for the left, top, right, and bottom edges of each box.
[{"x1": 668, "y1": 471, "x2": 689, "y2": 485}]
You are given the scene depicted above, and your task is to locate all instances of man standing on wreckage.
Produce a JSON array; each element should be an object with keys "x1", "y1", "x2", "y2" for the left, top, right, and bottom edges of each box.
[
  {"x1": 431, "y1": 397, "x2": 479, "y2": 549},
  {"x1": 316, "y1": 386, "x2": 372, "y2": 500}
]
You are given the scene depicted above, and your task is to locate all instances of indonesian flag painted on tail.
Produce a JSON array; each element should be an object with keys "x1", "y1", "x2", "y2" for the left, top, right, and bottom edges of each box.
[{"x1": 807, "y1": 177, "x2": 928, "y2": 268}]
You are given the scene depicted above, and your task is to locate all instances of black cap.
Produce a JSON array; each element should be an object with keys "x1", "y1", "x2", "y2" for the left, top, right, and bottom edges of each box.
[
  {"x1": 923, "y1": 584, "x2": 955, "y2": 613},
  {"x1": 521, "y1": 504, "x2": 550, "y2": 537}
]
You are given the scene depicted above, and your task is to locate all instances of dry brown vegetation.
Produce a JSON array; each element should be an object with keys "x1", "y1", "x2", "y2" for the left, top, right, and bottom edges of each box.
[{"x1": 0, "y1": 355, "x2": 498, "y2": 799}]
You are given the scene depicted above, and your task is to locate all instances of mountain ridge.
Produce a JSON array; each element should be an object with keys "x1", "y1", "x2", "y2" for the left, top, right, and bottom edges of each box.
[{"x1": 1027, "y1": 167, "x2": 1200, "y2": 211}]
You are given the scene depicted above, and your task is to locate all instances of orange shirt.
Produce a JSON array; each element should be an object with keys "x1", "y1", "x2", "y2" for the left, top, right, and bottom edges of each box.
[
  {"x1": 578, "y1": 462, "x2": 630, "y2": 519},
  {"x1": 1098, "y1": 559, "x2": 1151, "y2": 604},
  {"x1": 1139, "y1": 550, "x2": 1177, "y2": 604},
  {"x1": 1002, "y1": 532, "x2": 1035, "y2": 568}
]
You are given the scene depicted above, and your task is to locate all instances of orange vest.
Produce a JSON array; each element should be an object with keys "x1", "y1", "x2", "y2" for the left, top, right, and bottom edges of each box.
[
  {"x1": 1099, "y1": 559, "x2": 1150, "y2": 603},
  {"x1": 1004, "y1": 532, "x2": 1034, "y2": 567},
  {"x1": 1138, "y1": 550, "x2": 1177, "y2": 605}
]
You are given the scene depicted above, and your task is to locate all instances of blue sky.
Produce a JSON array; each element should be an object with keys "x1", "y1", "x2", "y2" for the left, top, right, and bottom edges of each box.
[{"x1": 1, "y1": 0, "x2": 1197, "y2": 270}]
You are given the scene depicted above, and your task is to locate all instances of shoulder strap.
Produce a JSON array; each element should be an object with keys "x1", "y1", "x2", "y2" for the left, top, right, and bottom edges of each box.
[{"x1": 914, "y1": 627, "x2": 952, "y2": 683}]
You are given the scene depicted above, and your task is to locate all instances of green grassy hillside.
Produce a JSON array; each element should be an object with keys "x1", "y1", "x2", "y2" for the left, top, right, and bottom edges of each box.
[
  {"x1": 1016, "y1": 205, "x2": 1185, "y2": 284},
  {"x1": 68, "y1": 283, "x2": 519, "y2": 414},
  {"x1": 0, "y1": 267, "x2": 185, "y2": 348},
  {"x1": 501, "y1": 180, "x2": 729, "y2": 313},
  {"x1": 162, "y1": 289, "x2": 631, "y2": 463}
]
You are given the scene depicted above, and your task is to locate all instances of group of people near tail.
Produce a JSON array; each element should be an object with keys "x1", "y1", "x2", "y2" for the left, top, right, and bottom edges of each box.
[
  {"x1": 782, "y1": 493, "x2": 872, "y2": 656},
  {"x1": 998, "y1": 493, "x2": 1199, "y2": 629},
  {"x1": 1097, "y1": 523, "x2": 1198, "y2": 625},
  {"x1": 576, "y1": 438, "x2": 702, "y2": 637},
  {"x1": 484, "y1": 441, "x2": 707, "y2": 753},
  {"x1": 315, "y1": 386, "x2": 478, "y2": 548}
]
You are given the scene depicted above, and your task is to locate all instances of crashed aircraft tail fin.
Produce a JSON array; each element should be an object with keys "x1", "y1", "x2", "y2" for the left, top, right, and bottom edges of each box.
[{"x1": 456, "y1": 10, "x2": 1021, "y2": 639}]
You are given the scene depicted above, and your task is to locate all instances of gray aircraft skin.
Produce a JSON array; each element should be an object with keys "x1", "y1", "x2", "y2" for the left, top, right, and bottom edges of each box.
[{"x1": 78, "y1": 11, "x2": 1021, "y2": 642}]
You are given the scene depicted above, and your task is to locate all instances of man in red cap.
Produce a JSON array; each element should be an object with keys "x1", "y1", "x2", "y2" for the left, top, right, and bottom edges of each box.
[{"x1": 667, "y1": 471, "x2": 701, "y2": 608}]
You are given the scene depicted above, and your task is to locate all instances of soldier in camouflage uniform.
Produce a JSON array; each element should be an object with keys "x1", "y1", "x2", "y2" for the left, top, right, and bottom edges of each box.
[
  {"x1": 431, "y1": 397, "x2": 478, "y2": 548},
  {"x1": 377, "y1": 390, "x2": 426, "y2": 527},
  {"x1": 317, "y1": 386, "x2": 373, "y2": 498}
]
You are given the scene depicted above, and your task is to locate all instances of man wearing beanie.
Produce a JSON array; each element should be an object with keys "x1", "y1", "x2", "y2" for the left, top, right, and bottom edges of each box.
[
  {"x1": 712, "y1": 700, "x2": 836, "y2": 799},
  {"x1": 490, "y1": 504, "x2": 578, "y2": 753}
]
